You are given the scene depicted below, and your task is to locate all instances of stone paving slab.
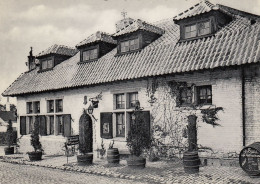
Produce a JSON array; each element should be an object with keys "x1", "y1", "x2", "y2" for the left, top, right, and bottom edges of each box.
[{"x1": 0, "y1": 150, "x2": 259, "y2": 184}]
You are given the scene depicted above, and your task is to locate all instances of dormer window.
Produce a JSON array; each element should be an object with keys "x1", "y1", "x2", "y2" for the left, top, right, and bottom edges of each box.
[
  {"x1": 121, "y1": 38, "x2": 139, "y2": 53},
  {"x1": 82, "y1": 48, "x2": 98, "y2": 61},
  {"x1": 41, "y1": 58, "x2": 54, "y2": 70},
  {"x1": 184, "y1": 21, "x2": 211, "y2": 39}
]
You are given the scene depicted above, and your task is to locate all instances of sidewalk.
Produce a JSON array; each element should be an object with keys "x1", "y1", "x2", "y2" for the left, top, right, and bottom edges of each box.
[{"x1": 0, "y1": 146, "x2": 259, "y2": 184}]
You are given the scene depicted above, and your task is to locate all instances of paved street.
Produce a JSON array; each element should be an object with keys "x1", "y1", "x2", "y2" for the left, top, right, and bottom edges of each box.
[{"x1": 0, "y1": 162, "x2": 147, "y2": 184}]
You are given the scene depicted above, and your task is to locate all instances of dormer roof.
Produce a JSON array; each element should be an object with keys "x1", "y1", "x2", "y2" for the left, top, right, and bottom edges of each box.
[
  {"x1": 36, "y1": 44, "x2": 78, "y2": 58},
  {"x1": 113, "y1": 19, "x2": 165, "y2": 38},
  {"x1": 76, "y1": 31, "x2": 116, "y2": 48},
  {"x1": 173, "y1": 0, "x2": 216, "y2": 21}
]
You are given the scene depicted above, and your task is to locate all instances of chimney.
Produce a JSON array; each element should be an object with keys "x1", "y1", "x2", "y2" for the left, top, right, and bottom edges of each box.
[
  {"x1": 27, "y1": 47, "x2": 36, "y2": 71},
  {"x1": 115, "y1": 17, "x2": 134, "y2": 32},
  {"x1": 6, "y1": 97, "x2": 10, "y2": 111}
]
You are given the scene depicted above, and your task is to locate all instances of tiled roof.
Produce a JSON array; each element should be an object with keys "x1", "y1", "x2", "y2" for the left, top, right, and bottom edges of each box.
[
  {"x1": 173, "y1": 0, "x2": 216, "y2": 21},
  {"x1": 0, "y1": 111, "x2": 16, "y2": 121},
  {"x1": 36, "y1": 44, "x2": 78, "y2": 58},
  {"x1": 113, "y1": 19, "x2": 165, "y2": 37},
  {"x1": 2, "y1": 3, "x2": 260, "y2": 96},
  {"x1": 76, "y1": 31, "x2": 116, "y2": 48}
]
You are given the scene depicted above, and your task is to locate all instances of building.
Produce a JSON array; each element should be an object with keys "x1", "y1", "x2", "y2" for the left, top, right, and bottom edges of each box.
[{"x1": 2, "y1": 1, "x2": 260, "y2": 157}]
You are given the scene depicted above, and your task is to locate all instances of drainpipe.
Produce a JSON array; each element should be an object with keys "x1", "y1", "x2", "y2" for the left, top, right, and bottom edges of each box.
[{"x1": 241, "y1": 66, "x2": 246, "y2": 147}]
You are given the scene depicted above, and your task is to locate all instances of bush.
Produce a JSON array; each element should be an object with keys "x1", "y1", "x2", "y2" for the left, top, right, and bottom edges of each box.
[
  {"x1": 127, "y1": 109, "x2": 152, "y2": 157},
  {"x1": 30, "y1": 116, "x2": 42, "y2": 152}
]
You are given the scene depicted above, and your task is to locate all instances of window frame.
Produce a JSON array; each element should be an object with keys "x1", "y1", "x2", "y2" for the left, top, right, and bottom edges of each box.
[
  {"x1": 179, "y1": 87, "x2": 193, "y2": 106},
  {"x1": 115, "y1": 93, "x2": 125, "y2": 109},
  {"x1": 55, "y1": 99, "x2": 63, "y2": 113},
  {"x1": 128, "y1": 92, "x2": 139, "y2": 108},
  {"x1": 40, "y1": 57, "x2": 54, "y2": 71},
  {"x1": 47, "y1": 100, "x2": 54, "y2": 113},
  {"x1": 120, "y1": 37, "x2": 140, "y2": 53},
  {"x1": 33, "y1": 101, "x2": 40, "y2": 114},
  {"x1": 80, "y1": 46, "x2": 99, "y2": 63},
  {"x1": 197, "y1": 85, "x2": 212, "y2": 105},
  {"x1": 116, "y1": 112, "x2": 125, "y2": 137},
  {"x1": 182, "y1": 19, "x2": 212, "y2": 40},
  {"x1": 26, "y1": 102, "x2": 33, "y2": 114}
]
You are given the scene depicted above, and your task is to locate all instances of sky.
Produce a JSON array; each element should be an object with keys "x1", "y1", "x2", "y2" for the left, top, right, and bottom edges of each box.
[{"x1": 0, "y1": 0, "x2": 259, "y2": 105}]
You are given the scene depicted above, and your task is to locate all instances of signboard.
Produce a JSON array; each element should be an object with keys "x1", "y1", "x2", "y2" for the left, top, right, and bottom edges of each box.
[
  {"x1": 239, "y1": 142, "x2": 260, "y2": 176},
  {"x1": 66, "y1": 135, "x2": 79, "y2": 146}
]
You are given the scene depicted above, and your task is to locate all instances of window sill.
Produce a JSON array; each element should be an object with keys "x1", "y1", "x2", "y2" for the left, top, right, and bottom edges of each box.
[
  {"x1": 179, "y1": 33, "x2": 215, "y2": 42},
  {"x1": 113, "y1": 137, "x2": 127, "y2": 142},
  {"x1": 78, "y1": 59, "x2": 98, "y2": 64},
  {"x1": 38, "y1": 68, "x2": 54, "y2": 73},
  {"x1": 114, "y1": 49, "x2": 142, "y2": 56}
]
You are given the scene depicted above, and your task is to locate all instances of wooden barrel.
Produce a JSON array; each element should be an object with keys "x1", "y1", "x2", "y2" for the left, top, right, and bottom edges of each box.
[
  {"x1": 239, "y1": 142, "x2": 260, "y2": 176},
  {"x1": 127, "y1": 156, "x2": 146, "y2": 169},
  {"x1": 107, "y1": 148, "x2": 120, "y2": 164},
  {"x1": 77, "y1": 153, "x2": 93, "y2": 165},
  {"x1": 183, "y1": 151, "x2": 200, "y2": 174}
]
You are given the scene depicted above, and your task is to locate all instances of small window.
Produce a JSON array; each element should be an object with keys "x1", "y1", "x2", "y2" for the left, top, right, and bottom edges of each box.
[
  {"x1": 129, "y1": 92, "x2": 138, "y2": 108},
  {"x1": 179, "y1": 87, "x2": 192, "y2": 105},
  {"x1": 57, "y1": 115, "x2": 63, "y2": 135},
  {"x1": 184, "y1": 20, "x2": 211, "y2": 39},
  {"x1": 121, "y1": 38, "x2": 139, "y2": 53},
  {"x1": 116, "y1": 94, "x2": 125, "y2": 109},
  {"x1": 33, "y1": 101, "x2": 40, "y2": 113},
  {"x1": 55, "y1": 99, "x2": 63, "y2": 112},
  {"x1": 27, "y1": 102, "x2": 33, "y2": 114},
  {"x1": 47, "y1": 100, "x2": 54, "y2": 113},
  {"x1": 82, "y1": 48, "x2": 98, "y2": 61},
  {"x1": 116, "y1": 113, "x2": 125, "y2": 137},
  {"x1": 197, "y1": 85, "x2": 212, "y2": 105},
  {"x1": 42, "y1": 59, "x2": 53, "y2": 70}
]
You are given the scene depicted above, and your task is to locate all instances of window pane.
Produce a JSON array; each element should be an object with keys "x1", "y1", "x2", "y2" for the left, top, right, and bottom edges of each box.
[
  {"x1": 47, "y1": 100, "x2": 54, "y2": 113},
  {"x1": 42, "y1": 61, "x2": 48, "y2": 70},
  {"x1": 134, "y1": 38, "x2": 139, "y2": 50},
  {"x1": 28, "y1": 116, "x2": 33, "y2": 134},
  {"x1": 116, "y1": 94, "x2": 125, "y2": 109},
  {"x1": 116, "y1": 113, "x2": 125, "y2": 137},
  {"x1": 47, "y1": 60, "x2": 53, "y2": 68},
  {"x1": 191, "y1": 25, "x2": 196, "y2": 31},
  {"x1": 56, "y1": 99, "x2": 63, "y2": 112},
  {"x1": 34, "y1": 101, "x2": 40, "y2": 113},
  {"x1": 129, "y1": 92, "x2": 138, "y2": 108},
  {"x1": 198, "y1": 21, "x2": 210, "y2": 36},
  {"x1": 198, "y1": 86, "x2": 212, "y2": 105},
  {"x1": 130, "y1": 40, "x2": 135, "y2": 51},
  {"x1": 180, "y1": 88, "x2": 192, "y2": 105},
  {"x1": 49, "y1": 116, "x2": 54, "y2": 135},
  {"x1": 57, "y1": 116, "x2": 63, "y2": 134},
  {"x1": 83, "y1": 50, "x2": 90, "y2": 61}
]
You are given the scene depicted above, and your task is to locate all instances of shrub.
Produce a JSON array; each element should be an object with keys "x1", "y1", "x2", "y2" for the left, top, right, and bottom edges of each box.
[
  {"x1": 127, "y1": 109, "x2": 152, "y2": 157},
  {"x1": 6, "y1": 120, "x2": 14, "y2": 148},
  {"x1": 30, "y1": 116, "x2": 42, "y2": 152}
]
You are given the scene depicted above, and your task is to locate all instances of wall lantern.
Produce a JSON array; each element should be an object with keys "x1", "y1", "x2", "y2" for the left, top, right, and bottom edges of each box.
[{"x1": 87, "y1": 105, "x2": 94, "y2": 114}]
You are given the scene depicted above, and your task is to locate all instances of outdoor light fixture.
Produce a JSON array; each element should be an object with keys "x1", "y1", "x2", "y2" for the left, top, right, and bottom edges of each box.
[{"x1": 87, "y1": 105, "x2": 94, "y2": 114}]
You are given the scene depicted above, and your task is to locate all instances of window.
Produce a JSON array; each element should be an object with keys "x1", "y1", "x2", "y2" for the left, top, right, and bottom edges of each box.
[
  {"x1": 28, "y1": 116, "x2": 33, "y2": 134},
  {"x1": 116, "y1": 94, "x2": 125, "y2": 109},
  {"x1": 179, "y1": 87, "x2": 192, "y2": 105},
  {"x1": 41, "y1": 59, "x2": 53, "y2": 70},
  {"x1": 197, "y1": 85, "x2": 212, "y2": 105},
  {"x1": 47, "y1": 100, "x2": 54, "y2": 113},
  {"x1": 55, "y1": 99, "x2": 63, "y2": 112},
  {"x1": 82, "y1": 48, "x2": 98, "y2": 61},
  {"x1": 129, "y1": 92, "x2": 138, "y2": 108},
  {"x1": 33, "y1": 101, "x2": 40, "y2": 113},
  {"x1": 116, "y1": 113, "x2": 125, "y2": 137},
  {"x1": 57, "y1": 115, "x2": 63, "y2": 135},
  {"x1": 27, "y1": 102, "x2": 33, "y2": 114},
  {"x1": 47, "y1": 116, "x2": 54, "y2": 135},
  {"x1": 184, "y1": 20, "x2": 211, "y2": 39},
  {"x1": 121, "y1": 38, "x2": 139, "y2": 53}
]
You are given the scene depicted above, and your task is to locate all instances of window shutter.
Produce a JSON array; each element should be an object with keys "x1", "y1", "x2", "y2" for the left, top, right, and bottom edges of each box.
[
  {"x1": 39, "y1": 116, "x2": 47, "y2": 136},
  {"x1": 20, "y1": 116, "x2": 26, "y2": 135},
  {"x1": 113, "y1": 94, "x2": 116, "y2": 110},
  {"x1": 54, "y1": 117, "x2": 59, "y2": 136},
  {"x1": 100, "y1": 112, "x2": 113, "y2": 139},
  {"x1": 135, "y1": 111, "x2": 151, "y2": 137},
  {"x1": 63, "y1": 114, "x2": 71, "y2": 137}
]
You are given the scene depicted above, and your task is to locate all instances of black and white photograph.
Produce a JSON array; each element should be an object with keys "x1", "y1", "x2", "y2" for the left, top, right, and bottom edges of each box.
[{"x1": 0, "y1": 0, "x2": 260, "y2": 183}]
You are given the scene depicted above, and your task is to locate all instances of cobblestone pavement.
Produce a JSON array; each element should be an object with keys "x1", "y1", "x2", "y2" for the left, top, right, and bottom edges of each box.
[{"x1": 0, "y1": 161, "x2": 147, "y2": 184}]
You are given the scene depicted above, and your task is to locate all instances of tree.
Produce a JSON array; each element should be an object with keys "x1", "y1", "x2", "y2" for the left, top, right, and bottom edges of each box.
[{"x1": 30, "y1": 116, "x2": 42, "y2": 152}]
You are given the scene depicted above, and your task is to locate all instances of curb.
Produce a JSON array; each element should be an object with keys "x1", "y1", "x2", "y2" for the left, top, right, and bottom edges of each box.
[{"x1": 0, "y1": 158, "x2": 164, "y2": 184}]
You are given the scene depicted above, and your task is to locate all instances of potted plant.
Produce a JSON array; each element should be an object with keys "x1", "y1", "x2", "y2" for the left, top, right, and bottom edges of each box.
[
  {"x1": 28, "y1": 116, "x2": 43, "y2": 161},
  {"x1": 107, "y1": 140, "x2": 120, "y2": 164},
  {"x1": 126, "y1": 108, "x2": 152, "y2": 168},
  {"x1": 77, "y1": 110, "x2": 93, "y2": 165},
  {"x1": 97, "y1": 139, "x2": 106, "y2": 159},
  {"x1": 4, "y1": 120, "x2": 15, "y2": 155}
]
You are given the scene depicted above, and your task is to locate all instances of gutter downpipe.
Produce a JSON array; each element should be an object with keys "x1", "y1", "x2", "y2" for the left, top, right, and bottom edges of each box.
[{"x1": 241, "y1": 66, "x2": 246, "y2": 147}]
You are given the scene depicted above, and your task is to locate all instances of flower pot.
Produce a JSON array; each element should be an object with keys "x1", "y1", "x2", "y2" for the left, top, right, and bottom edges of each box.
[
  {"x1": 127, "y1": 155, "x2": 146, "y2": 169},
  {"x1": 4, "y1": 147, "x2": 14, "y2": 155},
  {"x1": 183, "y1": 151, "x2": 200, "y2": 174},
  {"x1": 107, "y1": 148, "x2": 120, "y2": 164},
  {"x1": 28, "y1": 151, "x2": 42, "y2": 161},
  {"x1": 77, "y1": 153, "x2": 93, "y2": 165}
]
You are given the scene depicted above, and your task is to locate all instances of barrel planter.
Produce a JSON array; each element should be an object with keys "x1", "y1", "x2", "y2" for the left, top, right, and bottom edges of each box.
[
  {"x1": 127, "y1": 155, "x2": 146, "y2": 169},
  {"x1": 239, "y1": 142, "x2": 260, "y2": 176},
  {"x1": 4, "y1": 147, "x2": 14, "y2": 155},
  {"x1": 77, "y1": 153, "x2": 93, "y2": 165},
  {"x1": 183, "y1": 151, "x2": 200, "y2": 174},
  {"x1": 28, "y1": 151, "x2": 42, "y2": 161},
  {"x1": 107, "y1": 148, "x2": 120, "y2": 164}
]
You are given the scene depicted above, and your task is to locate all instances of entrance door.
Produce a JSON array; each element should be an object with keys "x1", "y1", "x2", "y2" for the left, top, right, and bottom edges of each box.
[{"x1": 79, "y1": 111, "x2": 93, "y2": 153}]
